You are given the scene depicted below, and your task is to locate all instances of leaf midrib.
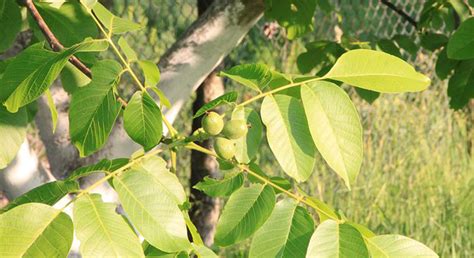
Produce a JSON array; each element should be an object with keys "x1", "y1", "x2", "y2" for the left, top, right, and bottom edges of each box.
[
  {"x1": 304, "y1": 85, "x2": 349, "y2": 183},
  {"x1": 84, "y1": 194, "x2": 121, "y2": 257}
]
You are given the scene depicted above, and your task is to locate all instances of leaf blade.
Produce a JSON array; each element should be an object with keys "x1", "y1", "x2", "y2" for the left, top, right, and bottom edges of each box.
[
  {"x1": 324, "y1": 49, "x2": 430, "y2": 93},
  {"x1": 301, "y1": 81, "x2": 363, "y2": 189}
]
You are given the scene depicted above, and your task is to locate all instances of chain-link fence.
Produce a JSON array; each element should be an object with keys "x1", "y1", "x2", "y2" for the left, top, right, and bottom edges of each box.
[{"x1": 115, "y1": 0, "x2": 437, "y2": 73}]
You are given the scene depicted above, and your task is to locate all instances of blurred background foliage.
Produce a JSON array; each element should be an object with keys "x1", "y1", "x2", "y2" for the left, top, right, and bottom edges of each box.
[{"x1": 112, "y1": 0, "x2": 473, "y2": 256}]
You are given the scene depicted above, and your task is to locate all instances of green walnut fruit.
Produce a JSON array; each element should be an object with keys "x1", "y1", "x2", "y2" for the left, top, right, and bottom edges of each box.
[
  {"x1": 222, "y1": 119, "x2": 248, "y2": 139},
  {"x1": 214, "y1": 137, "x2": 236, "y2": 160},
  {"x1": 202, "y1": 112, "x2": 223, "y2": 135}
]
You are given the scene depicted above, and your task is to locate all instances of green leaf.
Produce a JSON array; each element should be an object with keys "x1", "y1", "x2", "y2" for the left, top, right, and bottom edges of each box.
[
  {"x1": 447, "y1": 60, "x2": 474, "y2": 109},
  {"x1": 124, "y1": 91, "x2": 163, "y2": 151},
  {"x1": 192, "y1": 244, "x2": 218, "y2": 258},
  {"x1": 69, "y1": 59, "x2": 122, "y2": 156},
  {"x1": 301, "y1": 81, "x2": 363, "y2": 189},
  {"x1": 447, "y1": 17, "x2": 474, "y2": 60},
  {"x1": 3, "y1": 39, "x2": 109, "y2": 112},
  {"x1": 264, "y1": 0, "x2": 317, "y2": 39},
  {"x1": 92, "y1": 3, "x2": 143, "y2": 34},
  {"x1": 324, "y1": 49, "x2": 431, "y2": 93},
  {"x1": 420, "y1": 33, "x2": 448, "y2": 51},
  {"x1": 0, "y1": 0, "x2": 22, "y2": 52},
  {"x1": 32, "y1": 1, "x2": 98, "y2": 47},
  {"x1": 67, "y1": 159, "x2": 112, "y2": 181},
  {"x1": 193, "y1": 91, "x2": 238, "y2": 118},
  {"x1": 249, "y1": 199, "x2": 314, "y2": 258},
  {"x1": 193, "y1": 171, "x2": 244, "y2": 197},
  {"x1": 220, "y1": 64, "x2": 273, "y2": 91},
  {"x1": 119, "y1": 36, "x2": 138, "y2": 62},
  {"x1": 376, "y1": 39, "x2": 402, "y2": 58},
  {"x1": 435, "y1": 47, "x2": 459, "y2": 80},
  {"x1": 45, "y1": 89, "x2": 58, "y2": 133},
  {"x1": 148, "y1": 86, "x2": 171, "y2": 109},
  {"x1": 136, "y1": 156, "x2": 187, "y2": 205},
  {"x1": 73, "y1": 194, "x2": 144, "y2": 257},
  {"x1": 0, "y1": 203, "x2": 74, "y2": 257},
  {"x1": 355, "y1": 87, "x2": 380, "y2": 104},
  {"x1": 0, "y1": 180, "x2": 79, "y2": 214},
  {"x1": 305, "y1": 197, "x2": 339, "y2": 222},
  {"x1": 114, "y1": 164, "x2": 190, "y2": 252},
  {"x1": 215, "y1": 184, "x2": 276, "y2": 246},
  {"x1": 366, "y1": 235, "x2": 438, "y2": 258},
  {"x1": 139, "y1": 60, "x2": 161, "y2": 87},
  {"x1": 60, "y1": 62, "x2": 91, "y2": 94},
  {"x1": 232, "y1": 106, "x2": 262, "y2": 163},
  {"x1": 0, "y1": 106, "x2": 27, "y2": 169},
  {"x1": 80, "y1": 0, "x2": 97, "y2": 9},
  {"x1": 392, "y1": 35, "x2": 418, "y2": 56},
  {"x1": 261, "y1": 94, "x2": 316, "y2": 182},
  {"x1": 306, "y1": 220, "x2": 369, "y2": 258},
  {"x1": 142, "y1": 241, "x2": 188, "y2": 258}
]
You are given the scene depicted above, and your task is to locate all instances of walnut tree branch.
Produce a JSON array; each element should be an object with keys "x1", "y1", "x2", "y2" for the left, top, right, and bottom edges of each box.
[
  {"x1": 380, "y1": 0, "x2": 418, "y2": 29},
  {"x1": 24, "y1": 0, "x2": 92, "y2": 77}
]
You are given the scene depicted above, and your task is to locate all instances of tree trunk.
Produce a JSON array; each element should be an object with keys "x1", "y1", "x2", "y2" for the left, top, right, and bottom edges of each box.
[{"x1": 189, "y1": 1, "x2": 225, "y2": 244}]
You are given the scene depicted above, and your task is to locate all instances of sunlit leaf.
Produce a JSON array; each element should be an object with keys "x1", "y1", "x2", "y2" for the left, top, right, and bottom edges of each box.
[
  {"x1": 232, "y1": 106, "x2": 262, "y2": 163},
  {"x1": 261, "y1": 94, "x2": 316, "y2": 182},
  {"x1": 301, "y1": 81, "x2": 363, "y2": 189},
  {"x1": 324, "y1": 49, "x2": 431, "y2": 93},
  {"x1": 114, "y1": 164, "x2": 190, "y2": 252},
  {"x1": 0, "y1": 203, "x2": 73, "y2": 257},
  {"x1": 92, "y1": 3, "x2": 143, "y2": 34},
  {"x1": 306, "y1": 220, "x2": 369, "y2": 258},
  {"x1": 0, "y1": 106, "x2": 27, "y2": 169},
  {"x1": 118, "y1": 36, "x2": 138, "y2": 62},
  {"x1": 366, "y1": 235, "x2": 438, "y2": 258},
  {"x1": 249, "y1": 199, "x2": 314, "y2": 258},
  {"x1": 73, "y1": 194, "x2": 144, "y2": 257},
  {"x1": 139, "y1": 60, "x2": 160, "y2": 87}
]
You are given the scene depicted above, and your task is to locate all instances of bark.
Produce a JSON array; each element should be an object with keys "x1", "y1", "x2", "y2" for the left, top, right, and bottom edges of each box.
[
  {"x1": 1, "y1": 0, "x2": 264, "y2": 200},
  {"x1": 190, "y1": 71, "x2": 224, "y2": 246},
  {"x1": 188, "y1": 0, "x2": 226, "y2": 246}
]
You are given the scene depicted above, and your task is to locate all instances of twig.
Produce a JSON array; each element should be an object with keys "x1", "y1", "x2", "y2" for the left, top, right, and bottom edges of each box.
[
  {"x1": 380, "y1": 0, "x2": 418, "y2": 29},
  {"x1": 25, "y1": 0, "x2": 93, "y2": 77}
]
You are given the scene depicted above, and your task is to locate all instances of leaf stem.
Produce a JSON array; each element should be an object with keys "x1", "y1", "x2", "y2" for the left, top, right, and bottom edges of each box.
[
  {"x1": 89, "y1": 11, "x2": 146, "y2": 91},
  {"x1": 236, "y1": 77, "x2": 323, "y2": 107}
]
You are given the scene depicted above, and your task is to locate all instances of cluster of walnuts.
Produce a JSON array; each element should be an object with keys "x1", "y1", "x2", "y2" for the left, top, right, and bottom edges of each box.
[{"x1": 202, "y1": 112, "x2": 248, "y2": 160}]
